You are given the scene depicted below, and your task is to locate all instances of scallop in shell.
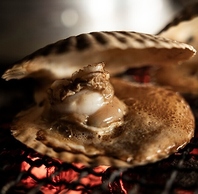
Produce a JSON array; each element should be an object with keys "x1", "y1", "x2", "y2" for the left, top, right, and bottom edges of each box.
[
  {"x1": 155, "y1": 3, "x2": 198, "y2": 95},
  {"x1": 10, "y1": 62, "x2": 195, "y2": 167},
  {"x1": 2, "y1": 31, "x2": 196, "y2": 167}
]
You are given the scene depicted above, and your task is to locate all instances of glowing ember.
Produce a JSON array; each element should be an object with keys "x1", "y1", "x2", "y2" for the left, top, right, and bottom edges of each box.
[
  {"x1": 132, "y1": 68, "x2": 151, "y2": 83},
  {"x1": 20, "y1": 154, "x2": 109, "y2": 193},
  {"x1": 122, "y1": 66, "x2": 151, "y2": 84}
]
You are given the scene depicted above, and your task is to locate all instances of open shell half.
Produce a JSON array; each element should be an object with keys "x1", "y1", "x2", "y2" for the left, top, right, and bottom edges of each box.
[
  {"x1": 2, "y1": 31, "x2": 195, "y2": 81},
  {"x1": 10, "y1": 63, "x2": 195, "y2": 167}
]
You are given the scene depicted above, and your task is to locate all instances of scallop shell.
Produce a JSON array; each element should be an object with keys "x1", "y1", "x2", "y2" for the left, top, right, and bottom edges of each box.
[
  {"x1": 10, "y1": 63, "x2": 195, "y2": 167},
  {"x1": 2, "y1": 31, "x2": 195, "y2": 82},
  {"x1": 155, "y1": 3, "x2": 198, "y2": 95},
  {"x1": 158, "y1": 3, "x2": 198, "y2": 36}
]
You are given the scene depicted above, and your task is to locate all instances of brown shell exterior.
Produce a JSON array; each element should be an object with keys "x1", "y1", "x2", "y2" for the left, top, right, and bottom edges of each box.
[
  {"x1": 155, "y1": 3, "x2": 198, "y2": 96},
  {"x1": 11, "y1": 78, "x2": 195, "y2": 167},
  {"x1": 2, "y1": 31, "x2": 196, "y2": 81}
]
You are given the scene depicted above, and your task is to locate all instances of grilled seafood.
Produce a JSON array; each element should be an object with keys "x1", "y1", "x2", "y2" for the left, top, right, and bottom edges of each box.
[
  {"x1": 7, "y1": 63, "x2": 195, "y2": 167},
  {"x1": 2, "y1": 31, "x2": 196, "y2": 167}
]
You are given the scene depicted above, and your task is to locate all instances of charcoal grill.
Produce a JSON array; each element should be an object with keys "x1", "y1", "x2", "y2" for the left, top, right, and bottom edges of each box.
[{"x1": 1, "y1": 66, "x2": 198, "y2": 194}]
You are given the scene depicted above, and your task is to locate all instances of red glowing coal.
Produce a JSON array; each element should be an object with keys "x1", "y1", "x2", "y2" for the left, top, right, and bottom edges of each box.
[{"x1": 20, "y1": 154, "x2": 109, "y2": 194}]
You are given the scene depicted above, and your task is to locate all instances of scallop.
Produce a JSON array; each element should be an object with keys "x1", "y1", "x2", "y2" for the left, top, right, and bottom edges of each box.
[
  {"x1": 155, "y1": 3, "x2": 198, "y2": 96},
  {"x1": 2, "y1": 31, "x2": 196, "y2": 167}
]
